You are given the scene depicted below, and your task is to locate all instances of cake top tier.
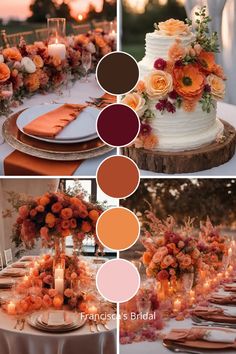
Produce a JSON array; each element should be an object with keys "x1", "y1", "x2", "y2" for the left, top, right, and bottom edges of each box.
[{"x1": 154, "y1": 19, "x2": 191, "y2": 37}]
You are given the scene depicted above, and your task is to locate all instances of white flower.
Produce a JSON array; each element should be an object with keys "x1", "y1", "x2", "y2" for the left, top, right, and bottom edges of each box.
[
  {"x1": 145, "y1": 70, "x2": 173, "y2": 99},
  {"x1": 21, "y1": 57, "x2": 36, "y2": 74},
  {"x1": 121, "y1": 92, "x2": 146, "y2": 117},
  {"x1": 0, "y1": 54, "x2": 4, "y2": 63},
  {"x1": 85, "y1": 42, "x2": 96, "y2": 54}
]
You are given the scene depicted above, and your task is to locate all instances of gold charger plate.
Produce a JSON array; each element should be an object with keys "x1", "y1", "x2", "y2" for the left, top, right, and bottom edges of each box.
[{"x1": 3, "y1": 109, "x2": 113, "y2": 161}]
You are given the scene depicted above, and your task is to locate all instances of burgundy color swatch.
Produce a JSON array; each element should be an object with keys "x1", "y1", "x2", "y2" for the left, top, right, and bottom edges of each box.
[
  {"x1": 96, "y1": 104, "x2": 140, "y2": 147},
  {"x1": 96, "y1": 52, "x2": 139, "y2": 95}
]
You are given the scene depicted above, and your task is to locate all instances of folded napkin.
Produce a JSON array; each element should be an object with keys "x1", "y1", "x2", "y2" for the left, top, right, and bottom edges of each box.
[
  {"x1": 210, "y1": 293, "x2": 236, "y2": 305},
  {"x1": 166, "y1": 328, "x2": 236, "y2": 344},
  {"x1": 23, "y1": 104, "x2": 87, "y2": 138},
  {"x1": 192, "y1": 306, "x2": 236, "y2": 323},
  {"x1": 46, "y1": 311, "x2": 65, "y2": 326},
  {"x1": 224, "y1": 284, "x2": 236, "y2": 292}
]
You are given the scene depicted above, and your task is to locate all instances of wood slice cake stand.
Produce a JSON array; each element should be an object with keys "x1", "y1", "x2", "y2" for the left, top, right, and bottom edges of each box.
[{"x1": 123, "y1": 120, "x2": 236, "y2": 174}]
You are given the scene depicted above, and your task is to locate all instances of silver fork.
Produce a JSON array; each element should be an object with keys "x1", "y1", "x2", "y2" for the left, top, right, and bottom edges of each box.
[
  {"x1": 192, "y1": 315, "x2": 236, "y2": 328},
  {"x1": 163, "y1": 339, "x2": 203, "y2": 354}
]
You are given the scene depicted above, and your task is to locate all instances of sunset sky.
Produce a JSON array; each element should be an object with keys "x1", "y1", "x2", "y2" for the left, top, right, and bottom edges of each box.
[{"x1": 0, "y1": 0, "x2": 104, "y2": 20}]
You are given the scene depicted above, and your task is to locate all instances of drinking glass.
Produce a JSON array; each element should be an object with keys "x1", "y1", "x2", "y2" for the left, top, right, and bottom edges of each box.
[
  {"x1": 0, "y1": 82, "x2": 13, "y2": 144},
  {"x1": 81, "y1": 50, "x2": 92, "y2": 82}
]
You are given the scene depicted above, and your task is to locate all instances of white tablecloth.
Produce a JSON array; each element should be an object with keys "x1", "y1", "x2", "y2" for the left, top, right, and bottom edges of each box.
[
  {"x1": 140, "y1": 102, "x2": 236, "y2": 176},
  {"x1": 0, "y1": 74, "x2": 115, "y2": 176},
  {"x1": 120, "y1": 317, "x2": 236, "y2": 354}
]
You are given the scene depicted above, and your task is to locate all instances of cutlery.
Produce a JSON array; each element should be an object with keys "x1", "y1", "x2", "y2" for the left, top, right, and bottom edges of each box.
[
  {"x1": 192, "y1": 315, "x2": 236, "y2": 328},
  {"x1": 14, "y1": 319, "x2": 19, "y2": 329},
  {"x1": 20, "y1": 318, "x2": 25, "y2": 331},
  {"x1": 163, "y1": 339, "x2": 203, "y2": 354},
  {"x1": 88, "y1": 320, "x2": 95, "y2": 333},
  {"x1": 94, "y1": 320, "x2": 101, "y2": 332},
  {"x1": 100, "y1": 319, "x2": 109, "y2": 330}
]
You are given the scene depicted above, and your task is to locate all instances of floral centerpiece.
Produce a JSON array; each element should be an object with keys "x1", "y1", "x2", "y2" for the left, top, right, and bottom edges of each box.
[
  {"x1": 0, "y1": 29, "x2": 115, "y2": 115},
  {"x1": 122, "y1": 7, "x2": 226, "y2": 149},
  {"x1": 141, "y1": 212, "x2": 201, "y2": 298}
]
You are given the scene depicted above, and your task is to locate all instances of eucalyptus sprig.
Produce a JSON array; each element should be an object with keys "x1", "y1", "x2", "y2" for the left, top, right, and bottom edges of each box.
[{"x1": 194, "y1": 6, "x2": 220, "y2": 53}]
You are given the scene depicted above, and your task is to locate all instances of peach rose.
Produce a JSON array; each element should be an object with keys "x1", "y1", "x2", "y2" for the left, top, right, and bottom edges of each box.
[
  {"x1": 180, "y1": 255, "x2": 192, "y2": 269},
  {"x1": 161, "y1": 255, "x2": 175, "y2": 269},
  {"x1": 24, "y1": 72, "x2": 40, "y2": 92},
  {"x1": 143, "y1": 134, "x2": 158, "y2": 150},
  {"x1": 3, "y1": 47, "x2": 22, "y2": 61},
  {"x1": 121, "y1": 92, "x2": 146, "y2": 117},
  {"x1": 33, "y1": 55, "x2": 44, "y2": 68},
  {"x1": 207, "y1": 74, "x2": 225, "y2": 100},
  {"x1": 168, "y1": 40, "x2": 186, "y2": 61},
  {"x1": 0, "y1": 63, "x2": 10, "y2": 83},
  {"x1": 157, "y1": 19, "x2": 190, "y2": 36},
  {"x1": 145, "y1": 70, "x2": 173, "y2": 99}
]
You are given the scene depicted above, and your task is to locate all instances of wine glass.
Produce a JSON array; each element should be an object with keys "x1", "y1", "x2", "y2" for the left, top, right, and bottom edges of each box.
[
  {"x1": 81, "y1": 50, "x2": 92, "y2": 83},
  {"x1": 0, "y1": 82, "x2": 13, "y2": 144},
  {"x1": 182, "y1": 272, "x2": 194, "y2": 293}
]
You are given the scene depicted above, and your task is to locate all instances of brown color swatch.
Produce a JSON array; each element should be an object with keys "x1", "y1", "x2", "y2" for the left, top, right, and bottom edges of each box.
[
  {"x1": 96, "y1": 207, "x2": 140, "y2": 251},
  {"x1": 96, "y1": 156, "x2": 139, "y2": 198},
  {"x1": 96, "y1": 52, "x2": 139, "y2": 95}
]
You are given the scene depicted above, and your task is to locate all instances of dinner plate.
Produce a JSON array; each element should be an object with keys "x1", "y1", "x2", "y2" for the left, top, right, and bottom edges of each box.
[
  {"x1": 27, "y1": 311, "x2": 86, "y2": 333},
  {"x1": 16, "y1": 104, "x2": 99, "y2": 144}
]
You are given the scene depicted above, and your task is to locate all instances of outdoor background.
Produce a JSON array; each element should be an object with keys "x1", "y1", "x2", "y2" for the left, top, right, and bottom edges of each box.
[
  {"x1": 120, "y1": 179, "x2": 236, "y2": 260},
  {"x1": 122, "y1": 0, "x2": 186, "y2": 60},
  {"x1": 0, "y1": 0, "x2": 116, "y2": 37}
]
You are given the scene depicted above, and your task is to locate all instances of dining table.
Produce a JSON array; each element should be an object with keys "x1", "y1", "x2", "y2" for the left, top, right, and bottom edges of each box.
[
  {"x1": 0, "y1": 74, "x2": 116, "y2": 176},
  {"x1": 0, "y1": 255, "x2": 117, "y2": 354}
]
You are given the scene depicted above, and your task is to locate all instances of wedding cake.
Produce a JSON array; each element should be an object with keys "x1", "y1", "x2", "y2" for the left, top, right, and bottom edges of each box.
[{"x1": 122, "y1": 11, "x2": 226, "y2": 152}]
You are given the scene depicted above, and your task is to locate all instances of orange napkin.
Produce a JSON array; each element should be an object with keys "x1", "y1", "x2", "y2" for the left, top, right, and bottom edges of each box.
[
  {"x1": 209, "y1": 294, "x2": 236, "y2": 305},
  {"x1": 4, "y1": 150, "x2": 82, "y2": 176},
  {"x1": 224, "y1": 284, "x2": 236, "y2": 292},
  {"x1": 23, "y1": 104, "x2": 87, "y2": 138},
  {"x1": 192, "y1": 306, "x2": 236, "y2": 323}
]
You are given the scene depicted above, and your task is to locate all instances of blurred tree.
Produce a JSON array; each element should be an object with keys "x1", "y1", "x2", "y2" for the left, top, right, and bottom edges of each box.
[
  {"x1": 86, "y1": 0, "x2": 116, "y2": 22},
  {"x1": 121, "y1": 179, "x2": 236, "y2": 227},
  {"x1": 56, "y1": 1, "x2": 73, "y2": 21},
  {"x1": 28, "y1": 0, "x2": 58, "y2": 22}
]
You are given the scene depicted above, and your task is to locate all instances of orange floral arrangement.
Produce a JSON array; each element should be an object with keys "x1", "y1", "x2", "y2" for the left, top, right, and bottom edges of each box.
[
  {"x1": 13, "y1": 191, "x2": 102, "y2": 250},
  {"x1": 141, "y1": 213, "x2": 201, "y2": 282},
  {"x1": 122, "y1": 7, "x2": 226, "y2": 150}
]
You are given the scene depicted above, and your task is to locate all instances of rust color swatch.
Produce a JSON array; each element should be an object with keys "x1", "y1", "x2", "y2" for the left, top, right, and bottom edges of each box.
[
  {"x1": 97, "y1": 104, "x2": 140, "y2": 147},
  {"x1": 96, "y1": 156, "x2": 140, "y2": 198},
  {"x1": 96, "y1": 52, "x2": 139, "y2": 95},
  {"x1": 96, "y1": 207, "x2": 140, "y2": 251}
]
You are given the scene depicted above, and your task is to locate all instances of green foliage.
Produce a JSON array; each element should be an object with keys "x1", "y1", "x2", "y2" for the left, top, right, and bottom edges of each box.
[
  {"x1": 194, "y1": 6, "x2": 220, "y2": 53},
  {"x1": 200, "y1": 91, "x2": 215, "y2": 113}
]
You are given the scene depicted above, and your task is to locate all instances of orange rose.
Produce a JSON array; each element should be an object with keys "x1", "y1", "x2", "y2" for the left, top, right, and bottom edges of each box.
[
  {"x1": 198, "y1": 51, "x2": 215, "y2": 73},
  {"x1": 39, "y1": 196, "x2": 50, "y2": 206},
  {"x1": 135, "y1": 80, "x2": 145, "y2": 93},
  {"x1": 206, "y1": 74, "x2": 225, "y2": 100},
  {"x1": 173, "y1": 64, "x2": 205, "y2": 100},
  {"x1": 161, "y1": 255, "x2": 175, "y2": 269},
  {"x1": 51, "y1": 55, "x2": 61, "y2": 67},
  {"x1": 158, "y1": 19, "x2": 190, "y2": 36},
  {"x1": 61, "y1": 229, "x2": 70, "y2": 237},
  {"x1": 213, "y1": 64, "x2": 226, "y2": 80},
  {"x1": 142, "y1": 251, "x2": 153, "y2": 265},
  {"x1": 3, "y1": 47, "x2": 22, "y2": 61},
  {"x1": 61, "y1": 220, "x2": 70, "y2": 230},
  {"x1": 61, "y1": 208, "x2": 73, "y2": 220},
  {"x1": 143, "y1": 134, "x2": 158, "y2": 150},
  {"x1": 45, "y1": 213, "x2": 56, "y2": 225},
  {"x1": 70, "y1": 218, "x2": 77, "y2": 229},
  {"x1": 180, "y1": 255, "x2": 192, "y2": 269},
  {"x1": 121, "y1": 92, "x2": 146, "y2": 117},
  {"x1": 89, "y1": 210, "x2": 99, "y2": 221},
  {"x1": 33, "y1": 55, "x2": 44, "y2": 68},
  {"x1": 51, "y1": 202, "x2": 63, "y2": 213},
  {"x1": 0, "y1": 63, "x2": 10, "y2": 83},
  {"x1": 145, "y1": 70, "x2": 173, "y2": 99},
  {"x1": 168, "y1": 40, "x2": 186, "y2": 61},
  {"x1": 24, "y1": 72, "x2": 40, "y2": 92},
  {"x1": 81, "y1": 221, "x2": 92, "y2": 233}
]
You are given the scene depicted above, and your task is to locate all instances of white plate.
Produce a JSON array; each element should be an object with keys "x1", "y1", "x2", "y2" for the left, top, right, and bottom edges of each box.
[{"x1": 16, "y1": 104, "x2": 99, "y2": 144}]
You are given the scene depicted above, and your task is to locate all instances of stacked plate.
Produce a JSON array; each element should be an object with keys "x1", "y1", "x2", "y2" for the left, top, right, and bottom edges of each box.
[
  {"x1": 28, "y1": 310, "x2": 86, "y2": 333},
  {"x1": 0, "y1": 290, "x2": 12, "y2": 304},
  {"x1": 3, "y1": 104, "x2": 112, "y2": 161},
  {"x1": 0, "y1": 268, "x2": 26, "y2": 277},
  {"x1": 11, "y1": 262, "x2": 30, "y2": 269},
  {"x1": 20, "y1": 256, "x2": 36, "y2": 262},
  {"x1": 0, "y1": 278, "x2": 14, "y2": 289}
]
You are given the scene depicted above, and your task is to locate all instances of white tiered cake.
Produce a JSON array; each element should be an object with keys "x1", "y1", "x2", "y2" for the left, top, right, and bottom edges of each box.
[{"x1": 138, "y1": 24, "x2": 223, "y2": 151}]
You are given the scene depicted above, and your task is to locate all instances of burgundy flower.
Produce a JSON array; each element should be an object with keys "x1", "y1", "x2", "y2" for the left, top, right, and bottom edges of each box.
[
  {"x1": 157, "y1": 269, "x2": 169, "y2": 281},
  {"x1": 175, "y1": 60, "x2": 184, "y2": 67},
  {"x1": 204, "y1": 84, "x2": 211, "y2": 93},
  {"x1": 156, "y1": 99, "x2": 167, "y2": 111},
  {"x1": 166, "y1": 101, "x2": 176, "y2": 113},
  {"x1": 140, "y1": 123, "x2": 152, "y2": 136},
  {"x1": 169, "y1": 90, "x2": 178, "y2": 100},
  {"x1": 154, "y1": 58, "x2": 167, "y2": 70}
]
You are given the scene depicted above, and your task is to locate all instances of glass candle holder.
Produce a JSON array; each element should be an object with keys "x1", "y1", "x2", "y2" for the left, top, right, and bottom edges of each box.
[{"x1": 47, "y1": 18, "x2": 66, "y2": 60}]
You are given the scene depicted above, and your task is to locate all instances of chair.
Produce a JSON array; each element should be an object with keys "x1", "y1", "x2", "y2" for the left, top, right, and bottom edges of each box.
[
  {"x1": 92, "y1": 20, "x2": 110, "y2": 32},
  {"x1": 6, "y1": 31, "x2": 35, "y2": 46},
  {"x1": 72, "y1": 24, "x2": 91, "y2": 35},
  {"x1": 0, "y1": 253, "x2": 4, "y2": 270},
  {"x1": 4, "y1": 248, "x2": 13, "y2": 266},
  {"x1": 35, "y1": 28, "x2": 49, "y2": 42}
]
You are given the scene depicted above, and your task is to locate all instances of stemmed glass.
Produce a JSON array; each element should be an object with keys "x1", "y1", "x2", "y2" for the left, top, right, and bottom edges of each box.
[
  {"x1": 0, "y1": 82, "x2": 13, "y2": 144},
  {"x1": 81, "y1": 50, "x2": 92, "y2": 83}
]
